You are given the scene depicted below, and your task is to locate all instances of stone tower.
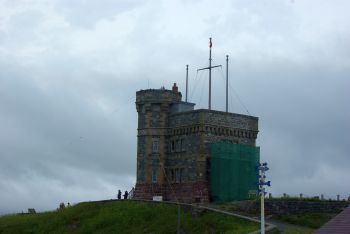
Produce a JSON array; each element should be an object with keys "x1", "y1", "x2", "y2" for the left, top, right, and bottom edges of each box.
[
  {"x1": 134, "y1": 84, "x2": 182, "y2": 199},
  {"x1": 133, "y1": 84, "x2": 259, "y2": 203}
]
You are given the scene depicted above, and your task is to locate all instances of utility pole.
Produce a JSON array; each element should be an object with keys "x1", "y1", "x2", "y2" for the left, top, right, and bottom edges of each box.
[
  {"x1": 197, "y1": 38, "x2": 222, "y2": 110},
  {"x1": 185, "y1": 64, "x2": 189, "y2": 102},
  {"x1": 226, "y1": 55, "x2": 229, "y2": 112}
]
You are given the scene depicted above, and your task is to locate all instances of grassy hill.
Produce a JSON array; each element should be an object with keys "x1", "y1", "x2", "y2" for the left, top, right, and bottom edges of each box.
[{"x1": 0, "y1": 200, "x2": 259, "y2": 234}]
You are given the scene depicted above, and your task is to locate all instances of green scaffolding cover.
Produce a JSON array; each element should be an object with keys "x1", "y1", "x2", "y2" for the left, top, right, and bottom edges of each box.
[{"x1": 210, "y1": 143, "x2": 260, "y2": 202}]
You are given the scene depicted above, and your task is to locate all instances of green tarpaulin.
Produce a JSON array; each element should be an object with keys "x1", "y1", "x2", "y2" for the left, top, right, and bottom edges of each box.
[{"x1": 210, "y1": 143, "x2": 260, "y2": 202}]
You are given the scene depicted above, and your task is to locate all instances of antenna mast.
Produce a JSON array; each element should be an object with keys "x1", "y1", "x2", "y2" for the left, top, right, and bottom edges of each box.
[
  {"x1": 197, "y1": 37, "x2": 222, "y2": 110},
  {"x1": 185, "y1": 64, "x2": 189, "y2": 102},
  {"x1": 226, "y1": 55, "x2": 229, "y2": 112}
]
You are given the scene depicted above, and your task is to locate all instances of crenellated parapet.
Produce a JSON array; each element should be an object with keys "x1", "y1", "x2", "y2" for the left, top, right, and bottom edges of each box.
[{"x1": 136, "y1": 89, "x2": 182, "y2": 108}]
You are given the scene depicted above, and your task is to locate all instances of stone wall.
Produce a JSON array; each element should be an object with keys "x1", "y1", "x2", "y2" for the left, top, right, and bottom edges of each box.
[
  {"x1": 169, "y1": 109, "x2": 258, "y2": 146},
  {"x1": 230, "y1": 200, "x2": 349, "y2": 215},
  {"x1": 168, "y1": 109, "x2": 259, "y2": 194},
  {"x1": 133, "y1": 181, "x2": 209, "y2": 203}
]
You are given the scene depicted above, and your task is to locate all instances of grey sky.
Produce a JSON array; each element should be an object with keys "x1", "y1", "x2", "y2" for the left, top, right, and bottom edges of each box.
[{"x1": 0, "y1": 0, "x2": 349, "y2": 214}]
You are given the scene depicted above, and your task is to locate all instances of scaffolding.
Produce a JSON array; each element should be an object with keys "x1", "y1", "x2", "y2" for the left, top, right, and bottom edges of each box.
[{"x1": 210, "y1": 143, "x2": 260, "y2": 202}]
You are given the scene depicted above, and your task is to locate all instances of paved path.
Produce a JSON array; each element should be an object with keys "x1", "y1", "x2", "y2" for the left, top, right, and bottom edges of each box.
[
  {"x1": 314, "y1": 205, "x2": 350, "y2": 234},
  {"x1": 266, "y1": 218, "x2": 313, "y2": 233}
]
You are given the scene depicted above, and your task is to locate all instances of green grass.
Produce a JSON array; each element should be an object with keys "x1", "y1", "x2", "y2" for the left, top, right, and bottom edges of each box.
[
  {"x1": 265, "y1": 197, "x2": 348, "y2": 203},
  {"x1": 0, "y1": 201, "x2": 259, "y2": 234},
  {"x1": 275, "y1": 212, "x2": 334, "y2": 229}
]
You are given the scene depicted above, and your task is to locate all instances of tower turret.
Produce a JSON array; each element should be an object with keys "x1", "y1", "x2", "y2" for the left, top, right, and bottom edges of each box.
[{"x1": 134, "y1": 87, "x2": 181, "y2": 199}]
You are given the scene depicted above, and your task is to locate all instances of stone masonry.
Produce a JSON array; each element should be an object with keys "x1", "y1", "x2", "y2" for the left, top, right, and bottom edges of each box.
[{"x1": 133, "y1": 84, "x2": 259, "y2": 203}]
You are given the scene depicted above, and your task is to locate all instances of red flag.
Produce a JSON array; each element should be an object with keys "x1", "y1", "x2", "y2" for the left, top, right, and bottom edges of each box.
[{"x1": 209, "y1": 38, "x2": 212, "y2": 48}]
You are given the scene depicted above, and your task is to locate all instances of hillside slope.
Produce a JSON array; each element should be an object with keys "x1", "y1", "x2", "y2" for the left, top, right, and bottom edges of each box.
[{"x1": 0, "y1": 200, "x2": 259, "y2": 234}]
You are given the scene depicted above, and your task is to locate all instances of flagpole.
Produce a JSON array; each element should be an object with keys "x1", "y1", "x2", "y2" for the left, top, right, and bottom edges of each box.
[
  {"x1": 226, "y1": 55, "x2": 229, "y2": 112},
  {"x1": 186, "y1": 64, "x2": 189, "y2": 102},
  {"x1": 197, "y1": 38, "x2": 221, "y2": 111},
  {"x1": 209, "y1": 37, "x2": 212, "y2": 110}
]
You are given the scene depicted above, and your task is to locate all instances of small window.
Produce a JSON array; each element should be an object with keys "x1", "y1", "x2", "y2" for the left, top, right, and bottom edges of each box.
[
  {"x1": 171, "y1": 141, "x2": 175, "y2": 152},
  {"x1": 139, "y1": 104, "x2": 145, "y2": 113},
  {"x1": 152, "y1": 169, "x2": 157, "y2": 183},
  {"x1": 175, "y1": 169, "x2": 180, "y2": 182},
  {"x1": 171, "y1": 169, "x2": 175, "y2": 182},
  {"x1": 175, "y1": 168, "x2": 184, "y2": 183},
  {"x1": 181, "y1": 139, "x2": 185, "y2": 151},
  {"x1": 176, "y1": 140, "x2": 181, "y2": 152},
  {"x1": 152, "y1": 140, "x2": 159, "y2": 153}
]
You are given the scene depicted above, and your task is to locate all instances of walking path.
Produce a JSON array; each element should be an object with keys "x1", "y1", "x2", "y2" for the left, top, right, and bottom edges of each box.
[
  {"x1": 314, "y1": 205, "x2": 350, "y2": 234},
  {"x1": 266, "y1": 218, "x2": 313, "y2": 233}
]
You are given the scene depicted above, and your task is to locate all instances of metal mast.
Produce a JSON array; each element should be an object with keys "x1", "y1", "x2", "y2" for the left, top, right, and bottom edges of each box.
[
  {"x1": 197, "y1": 38, "x2": 221, "y2": 110},
  {"x1": 185, "y1": 64, "x2": 189, "y2": 102},
  {"x1": 209, "y1": 39, "x2": 212, "y2": 109},
  {"x1": 226, "y1": 55, "x2": 229, "y2": 112}
]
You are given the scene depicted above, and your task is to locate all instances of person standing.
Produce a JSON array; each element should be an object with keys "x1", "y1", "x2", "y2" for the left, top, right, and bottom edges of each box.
[
  {"x1": 117, "y1": 190, "x2": 122, "y2": 200},
  {"x1": 123, "y1": 190, "x2": 129, "y2": 199}
]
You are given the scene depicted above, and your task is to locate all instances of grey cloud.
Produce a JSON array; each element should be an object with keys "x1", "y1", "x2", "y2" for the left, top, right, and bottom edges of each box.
[{"x1": 1, "y1": 0, "x2": 350, "y2": 214}]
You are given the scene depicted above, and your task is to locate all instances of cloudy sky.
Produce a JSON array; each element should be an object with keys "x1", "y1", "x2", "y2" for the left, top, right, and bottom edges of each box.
[{"x1": 1, "y1": 0, "x2": 349, "y2": 214}]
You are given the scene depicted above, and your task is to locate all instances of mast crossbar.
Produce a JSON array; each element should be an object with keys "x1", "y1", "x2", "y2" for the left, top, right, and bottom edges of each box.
[{"x1": 197, "y1": 65, "x2": 222, "y2": 71}]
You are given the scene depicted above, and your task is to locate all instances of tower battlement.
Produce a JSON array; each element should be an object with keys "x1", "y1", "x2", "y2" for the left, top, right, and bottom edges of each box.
[{"x1": 136, "y1": 89, "x2": 182, "y2": 105}]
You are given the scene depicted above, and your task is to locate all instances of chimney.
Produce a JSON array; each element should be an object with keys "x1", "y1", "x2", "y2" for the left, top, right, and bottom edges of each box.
[{"x1": 172, "y1": 83, "x2": 178, "y2": 92}]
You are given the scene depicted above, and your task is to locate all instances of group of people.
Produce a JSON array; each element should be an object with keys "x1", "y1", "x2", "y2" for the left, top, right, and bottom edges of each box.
[
  {"x1": 58, "y1": 202, "x2": 71, "y2": 210},
  {"x1": 117, "y1": 190, "x2": 129, "y2": 200}
]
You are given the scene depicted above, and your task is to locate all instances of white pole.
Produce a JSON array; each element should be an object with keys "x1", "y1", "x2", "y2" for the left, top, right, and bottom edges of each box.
[
  {"x1": 261, "y1": 189, "x2": 265, "y2": 234},
  {"x1": 259, "y1": 162, "x2": 270, "y2": 234}
]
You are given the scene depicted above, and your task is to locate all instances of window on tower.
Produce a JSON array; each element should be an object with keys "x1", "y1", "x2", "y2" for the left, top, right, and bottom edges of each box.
[
  {"x1": 152, "y1": 169, "x2": 157, "y2": 183},
  {"x1": 176, "y1": 140, "x2": 181, "y2": 152},
  {"x1": 175, "y1": 168, "x2": 183, "y2": 183},
  {"x1": 181, "y1": 139, "x2": 185, "y2": 151},
  {"x1": 171, "y1": 141, "x2": 175, "y2": 152},
  {"x1": 152, "y1": 140, "x2": 159, "y2": 153},
  {"x1": 175, "y1": 169, "x2": 180, "y2": 182},
  {"x1": 138, "y1": 104, "x2": 145, "y2": 113}
]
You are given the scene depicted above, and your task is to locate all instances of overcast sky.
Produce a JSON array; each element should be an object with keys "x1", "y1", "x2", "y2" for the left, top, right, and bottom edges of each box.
[{"x1": 1, "y1": 0, "x2": 349, "y2": 214}]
